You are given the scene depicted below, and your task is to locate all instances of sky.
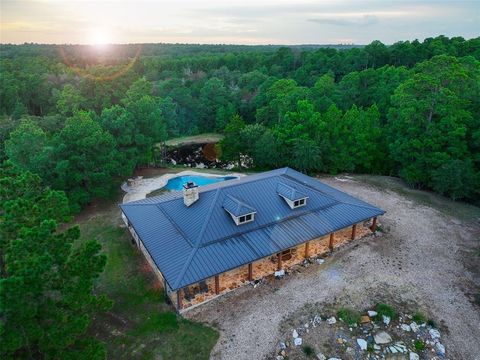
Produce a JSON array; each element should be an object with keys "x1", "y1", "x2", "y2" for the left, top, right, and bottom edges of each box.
[{"x1": 0, "y1": 0, "x2": 478, "y2": 45}]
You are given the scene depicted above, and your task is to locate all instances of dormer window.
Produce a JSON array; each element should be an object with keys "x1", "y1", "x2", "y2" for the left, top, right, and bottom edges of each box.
[
  {"x1": 293, "y1": 198, "x2": 307, "y2": 208},
  {"x1": 277, "y1": 182, "x2": 308, "y2": 210},
  {"x1": 223, "y1": 195, "x2": 256, "y2": 226},
  {"x1": 238, "y1": 213, "x2": 255, "y2": 224}
]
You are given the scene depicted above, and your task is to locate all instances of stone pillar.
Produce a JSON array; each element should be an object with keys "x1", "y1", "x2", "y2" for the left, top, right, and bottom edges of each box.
[
  {"x1": 177, "y1": 289, "x2": 183, "y2": 310},
  {"x1": 351, "y1": 224, "x2": 357, "y2": 240},
  {"x1": 329, "y1": 233, "x2": 335, "y2": 251},
  {"x1": 248, "y1": 263, "x2": 253, "y2": 281},
  {"x1": 215, "y1": 275, "x2": 220, "y2": 295}
]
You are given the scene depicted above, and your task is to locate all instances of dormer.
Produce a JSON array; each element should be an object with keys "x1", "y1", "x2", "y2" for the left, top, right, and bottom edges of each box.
[
  {"x1": 277, "y1": 182, "x2": 308, "y2": 209},
  {"x1": 223, "y1": 195, "x2": 256, "y2": 225}
]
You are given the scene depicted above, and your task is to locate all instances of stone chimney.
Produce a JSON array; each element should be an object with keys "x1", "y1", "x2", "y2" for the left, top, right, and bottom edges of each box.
[{"x1": 183, "y1": 181, "x2": 199, "y2": 207}]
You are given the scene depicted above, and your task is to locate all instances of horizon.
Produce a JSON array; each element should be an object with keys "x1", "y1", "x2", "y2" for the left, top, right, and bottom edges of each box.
[{"x1": 1, "y1": 0, "x2": 478, "y2": 46}]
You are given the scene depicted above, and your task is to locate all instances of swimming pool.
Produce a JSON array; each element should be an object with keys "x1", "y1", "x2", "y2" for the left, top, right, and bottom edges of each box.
[{"x1": 164, "y1": 175, "x2": 238, "y2": 191}]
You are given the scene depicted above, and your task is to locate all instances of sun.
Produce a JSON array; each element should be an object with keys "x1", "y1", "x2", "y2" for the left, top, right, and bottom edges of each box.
[{"x1": 87, "y1": 29, "x2": 111, "y2": 46}]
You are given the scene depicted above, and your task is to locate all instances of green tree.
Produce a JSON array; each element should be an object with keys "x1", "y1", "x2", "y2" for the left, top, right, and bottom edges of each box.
[
  {"x1": 253, "y1": 129, "x2": 282, "y2": 169},
  {"x1": 124, "y1": 96, "x2": 167, "y2": 164},
  {"x1": 291, "y1": 138, "x2": 321, "y2": 173},
  {"x1": 5, "y1": 119, "x2": 47, "y2": 174},
  {"x1": 55, "y1": 84, "x2": 86, "y2": 116},
  {"x1": 220, "y1": 114, "x2": 245, "y2": 168},
  {"x1": 256, "y1": 79, "x2": 307, "y2": 126},
  {"x1": 387, "y1": 55, "x2": 479, "y2": 199},
  {"x1": 52, "y1": 111, "x2": 126, "y2": 211},
  {"x1": 0, "y1": 163, "x2": 110, "y2": 359},
  {"x1": 198, "y1": 77, "x2": 232, "y2": 131}
]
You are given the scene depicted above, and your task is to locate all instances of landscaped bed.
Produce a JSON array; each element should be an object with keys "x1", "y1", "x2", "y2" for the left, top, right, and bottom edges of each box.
[{"x1": 274, "y1": 302, "x2": 447, "y2": 359}]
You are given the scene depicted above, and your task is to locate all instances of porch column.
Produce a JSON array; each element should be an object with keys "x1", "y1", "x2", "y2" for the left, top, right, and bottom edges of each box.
[
  {"x1": 351, "y1": 224, "x2": 357, "y2": 240},
  {"x1": 277, "y1": 253, "x2": 283, "y2": 271},
  {"x1": 305, "y1": 241, "x2": 310, "y2": 258},
  {"x1": 370, "y1": 217, "x2": 377, "y2": 232},
  {"x1": 329, "y1": 233, "x2": 335, "y2": 251},
  {"x1": 177, "y1": 288, "x2": 183, "y2": 310},
  {"x1": 248, "y1": 263, "x2": 253, "y2": 281},
  {"x1": 215, "y1": 275, "x2": 220, "y2": 295}
]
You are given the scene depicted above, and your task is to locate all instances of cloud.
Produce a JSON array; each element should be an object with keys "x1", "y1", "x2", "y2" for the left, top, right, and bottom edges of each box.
[
  {"x1": 308, "y1": 14, "x2": 379, "y2": 27},
  {"x1": 1, "y1": 0, "x2": 479, "y2": 45}
]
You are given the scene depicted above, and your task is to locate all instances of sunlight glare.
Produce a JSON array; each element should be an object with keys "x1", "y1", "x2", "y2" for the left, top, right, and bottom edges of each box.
[{"x1": 87, "y1": 29, "x2": 111, "y2": 46}]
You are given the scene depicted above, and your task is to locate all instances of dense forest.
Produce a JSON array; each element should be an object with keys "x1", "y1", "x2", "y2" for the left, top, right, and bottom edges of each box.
[
  {"x1": 1, "y1": 36, "x2": 480, "y2": 358},
  {"x1": 2, "y1": 37, "x2": 480, "y2": 209}
]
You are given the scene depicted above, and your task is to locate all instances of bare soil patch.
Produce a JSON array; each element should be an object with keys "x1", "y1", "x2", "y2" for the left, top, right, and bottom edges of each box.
[{"x1": 185, "y1": 175, "x2": 480, "y2": 360}]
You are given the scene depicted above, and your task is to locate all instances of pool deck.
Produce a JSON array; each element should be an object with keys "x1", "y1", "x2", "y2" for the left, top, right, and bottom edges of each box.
[{"x1": 122, "y1": 170, "x2": 245, "y2": 204}]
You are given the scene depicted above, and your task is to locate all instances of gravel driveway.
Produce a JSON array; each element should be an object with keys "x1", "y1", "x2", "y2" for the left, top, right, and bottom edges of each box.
[{"x1": 184, "y1": 176, "x2": 480, "y2": 360}]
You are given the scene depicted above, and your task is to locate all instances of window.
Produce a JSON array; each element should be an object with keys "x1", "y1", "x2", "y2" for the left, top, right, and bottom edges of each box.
[
  {"x1": 238, "y1": 212, "x2": 255, "y2": 224},
  {"x1": 293, "y1": 198, "x2": 307, "y2": 208}
]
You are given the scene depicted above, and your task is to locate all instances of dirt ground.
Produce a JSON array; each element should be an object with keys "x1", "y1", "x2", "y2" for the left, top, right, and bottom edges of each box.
[{"x1": 184, "y1": 175, "x2": 480, "y2": 360}]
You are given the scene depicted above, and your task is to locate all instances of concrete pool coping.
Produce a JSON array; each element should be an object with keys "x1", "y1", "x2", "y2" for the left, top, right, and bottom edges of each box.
[{"x1": 122, "y1": 170, "x2": 245, "y2": 204}]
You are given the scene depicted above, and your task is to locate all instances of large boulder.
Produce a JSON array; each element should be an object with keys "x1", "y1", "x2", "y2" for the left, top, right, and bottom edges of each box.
[{"x1": 374, "y1": 331, "x2": 392, "y2": 344}]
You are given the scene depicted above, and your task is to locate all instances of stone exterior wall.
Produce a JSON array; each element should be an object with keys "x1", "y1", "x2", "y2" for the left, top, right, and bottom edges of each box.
[
  {"x1": 251, "y1": 255, "x2": 278, "y2": 280},
  {"x1": 177, "y1": 222, "x2": 374, "y2": 311},
  {"x1": 307, "y1": 235, "x2": 330, "y2": 258},
  {"x1": 130, "y1": 220, "x2": 376, "y2": 312}
]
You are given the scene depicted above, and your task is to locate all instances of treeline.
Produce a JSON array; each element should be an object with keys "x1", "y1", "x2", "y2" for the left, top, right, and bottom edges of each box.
[{"x1": 1, "y1": 36, "x2": 479, "y2": 210}]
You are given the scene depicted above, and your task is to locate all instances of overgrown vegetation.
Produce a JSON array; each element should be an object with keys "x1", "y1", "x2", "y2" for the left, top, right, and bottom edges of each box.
[
  {"x1": 412, "y1": 311, "x2": 427, "y2": 324},
  {"x1": 302, "y1": 344, "x2": 315, "y2": 357},
  {"x1": 374, "y1": 303, "x2": 397, "y2": 320},
  {"x1": 414, "y1": 340, "x2": 426, "y2": 351},
  {"x1": 337, "y1": 307, "x2": 361, "y2": 326}
]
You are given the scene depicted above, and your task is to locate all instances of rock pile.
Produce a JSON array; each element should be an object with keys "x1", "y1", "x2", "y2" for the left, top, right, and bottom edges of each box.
[{"x1": 274, "y1": 308, "x2": 448, "y2": 360}]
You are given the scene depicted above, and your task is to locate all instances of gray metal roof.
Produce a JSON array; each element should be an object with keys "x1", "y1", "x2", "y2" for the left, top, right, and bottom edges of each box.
[
  {"x1": 277, "y1": 182, "x2": 307, "y2": 201},
  {"x1": 120, "y1": 168, "x2": 385, "y2": 290},
  {"x1": 222, "y1": 194, "x2": 256, "y2": 217}
]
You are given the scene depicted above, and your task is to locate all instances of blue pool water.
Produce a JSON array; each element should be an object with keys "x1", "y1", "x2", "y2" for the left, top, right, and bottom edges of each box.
[{"x1": 164, "y1": 175, "x2": 237, "y2": 191}]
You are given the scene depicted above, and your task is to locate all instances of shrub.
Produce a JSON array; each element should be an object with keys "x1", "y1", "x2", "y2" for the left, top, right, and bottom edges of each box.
[
  {"x1": 337, "y1": 308, "x2": 361, "y2": 326},
  {"x1": 414, "y1": 340, "x2": 425, "y2": 351},
  {"x1": 374, "y1": 303, "x2": 397, "y2": 320},
  {"x1": 474, "y1": 292, "x2": 480, "y2": 306},
  {"x1": 412, "y1": 311, "x2": 426, "y2": 324},
  {"x1": 302, "y1": 344, "x2": 315, "y2": 357},
  {"x1": 427, "y1": 319, "x2": 437, "y2": 328}
]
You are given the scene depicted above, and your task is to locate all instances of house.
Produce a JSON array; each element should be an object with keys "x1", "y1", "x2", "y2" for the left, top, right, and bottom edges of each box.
[{"x1": 120, "y1": 167, "x2": 385, "y2": 312}]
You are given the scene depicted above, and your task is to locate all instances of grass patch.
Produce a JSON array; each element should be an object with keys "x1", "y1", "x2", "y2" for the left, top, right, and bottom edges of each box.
[
  {"x1": 302, "y1": 344, "x2": 315, "y2": 357},
  {"x1": 77, "y1": 202, "x2": 219, "y2": 359},
  {"x1": 128, "y1": 312, "x2": 179, "y2": 336},
  {"x1": 414, "y1": 340, "x2": 425, "y2": 351},
  {"x1": 374, "y1": 303, "x2": 397, "y2": 320},
  {"x1": 412, "y1": 311, "x2": 426, "y2": 324},
  {"x1": 337, "y1": 308, "x2": 361, "y2": 326}
]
